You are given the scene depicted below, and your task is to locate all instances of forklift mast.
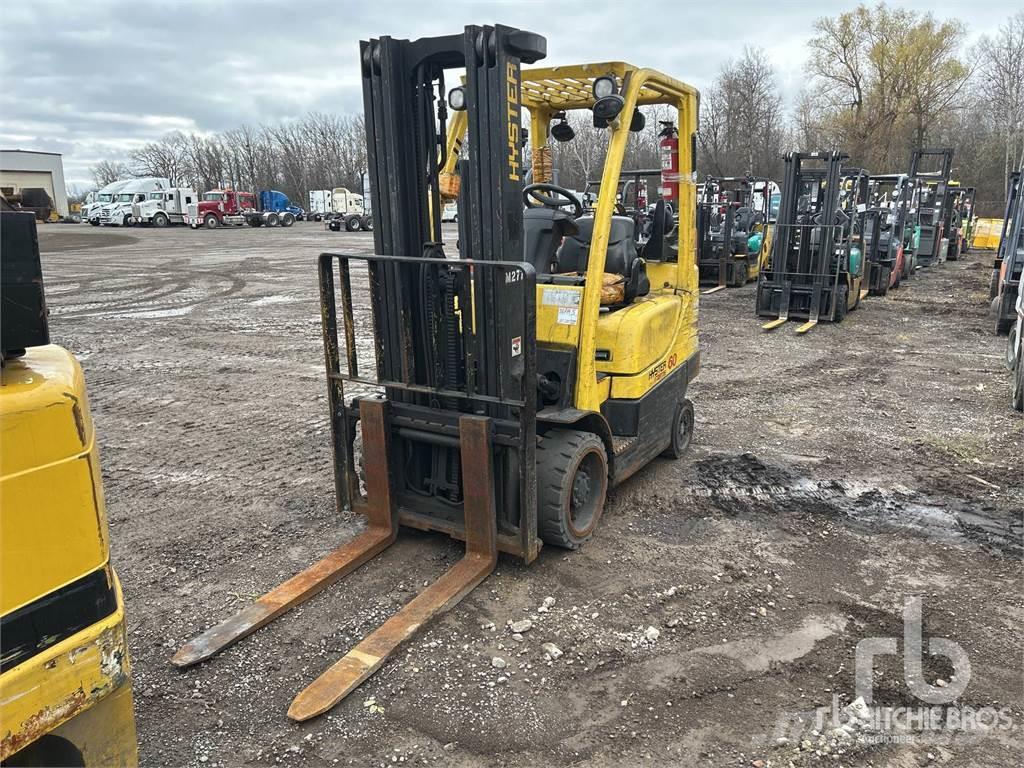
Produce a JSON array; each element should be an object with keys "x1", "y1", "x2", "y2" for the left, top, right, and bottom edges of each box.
[{"x1": 757, "y1": 151, "x2": 858, "y2": 332}]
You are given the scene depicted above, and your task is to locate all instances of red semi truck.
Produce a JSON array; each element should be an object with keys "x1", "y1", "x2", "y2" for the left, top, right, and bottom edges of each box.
[{"x1": 186, "y1": 189, "x2": 298, "y2": 229}]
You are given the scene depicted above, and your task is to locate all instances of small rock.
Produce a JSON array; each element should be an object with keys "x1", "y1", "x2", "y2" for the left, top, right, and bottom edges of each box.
[
  {"x1": 538, "y1": 596, "x2": 556, "y2": 613},
  {"x1": 442, "y1": 742, "x2": 456, "y2": 752},
  {"x1": 541, "y1": 642, "x2": 563, "y2": 660},
  {"x1": 496, "y1": 676, "x2": 508, "y2": 684},
  {"x1": 512, "y1": 633, "x2": 524, "y2": 643},
  {"x1": 491, "y1": 657, "x2": 507, "y2": 669},
  {"x1": 509, "y1": 619, "x2": 533, "y2": 633},
  {"x1": 198, "y1": 758, "x2": 208, "y2": 764},
  {"x1": 752, "y1": 760, "x2": 765, "y2": 768},
  {"x1": 935, "y1": 678, "x2": 947, "y2": 688},
  {"x1": 757, "y1": 606, "x2": 768, "y2": 617},
  {"x1": 775, "y1": 737, "x2": 789, "y2": 746},
  {"x1": 644, "y1": 626, "x2": 660, "y2": 642}
]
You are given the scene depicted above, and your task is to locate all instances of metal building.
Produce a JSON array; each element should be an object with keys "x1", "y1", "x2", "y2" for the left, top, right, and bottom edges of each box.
[{"x1": 0, "y1": 150, "x2": 69, "y2": 217}]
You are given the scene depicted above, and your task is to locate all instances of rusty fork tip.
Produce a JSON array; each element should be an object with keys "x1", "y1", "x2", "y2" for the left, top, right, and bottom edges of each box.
[
  {"x1": 286, "y1": 698, "x2": 327, "y2": 722},
  {"x1": 169, "y1": 646, "x2": 204, "y2": 668}
]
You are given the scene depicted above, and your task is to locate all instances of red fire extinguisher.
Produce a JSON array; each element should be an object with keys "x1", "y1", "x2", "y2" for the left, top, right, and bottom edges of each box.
[{"x1": 658, "y1": 121, "x2": 679, "y2": 203}]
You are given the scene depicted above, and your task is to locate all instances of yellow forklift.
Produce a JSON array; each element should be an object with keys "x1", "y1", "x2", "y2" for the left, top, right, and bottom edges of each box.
[
  {"x1": 697, "y1": 175, "x2": 776, "y2": 293},
  {"x1": 0, "y1": 203, "x2": 138, "y2": 765},
  {"x1": 174, "y1": 27, "x2": 700, "y2": 722}
]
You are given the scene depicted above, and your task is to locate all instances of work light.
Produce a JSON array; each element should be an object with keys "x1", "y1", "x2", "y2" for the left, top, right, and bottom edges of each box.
[
  {"x1": 551, "y1": 111, "x2": 575, "y2": 142},
  {"x1": 592, "y1": 75, "x2": 617, "y2": 99},
  {"x1": 448, "y1": 86, "x2": 466, "y2": 111}
]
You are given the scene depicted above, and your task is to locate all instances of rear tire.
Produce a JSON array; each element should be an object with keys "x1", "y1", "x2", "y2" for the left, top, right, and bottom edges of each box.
[
  {"x1": 661, "y1": 398, "x2": 694, "y2": 459},
  {"x1": 281, "y1": 213, "x2": 295, "y2": 227},
  {"x1": 345, "y1": 215, "x2": 360, "y2": 232},
  {"x1": 536, "y1": 430, "x2": 608, "y2": 550},
  {"x1": 360, "y1": 215, "x2": 373, "y2": 231},
  {"x1": 266, "y1": 212, "x2": 280, "y2": 227}
]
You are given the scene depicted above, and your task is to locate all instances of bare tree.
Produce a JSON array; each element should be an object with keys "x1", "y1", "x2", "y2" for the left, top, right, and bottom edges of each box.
[
  {"x1": 699, "y1": 48, "x2": 785, "y2": 178},
  {"x1": 977, "y1": 11, "x2": 1024, "y2": 191},
  {"x1": 129, "y1": 132, "x2": 189, "y2": 183},
  {"x1": 90, "y1": 159, "x2": 131, "y2": 187}
]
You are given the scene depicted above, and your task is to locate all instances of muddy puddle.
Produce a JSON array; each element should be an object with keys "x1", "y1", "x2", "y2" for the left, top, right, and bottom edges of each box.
[{"x1": 681, "y1": 453, "x2": 1022, "y2": 556}]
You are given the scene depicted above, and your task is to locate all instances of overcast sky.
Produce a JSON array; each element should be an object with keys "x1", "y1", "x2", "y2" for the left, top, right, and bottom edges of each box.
[{"x1": 1, "y1": 0, "x2": 1016, "y2": 190}]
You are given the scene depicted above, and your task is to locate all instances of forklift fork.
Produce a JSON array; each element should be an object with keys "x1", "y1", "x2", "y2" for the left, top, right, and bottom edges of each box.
[
  {"x1": 762, "y1": 281, "x2": 791, "y2": 330},
  {"x1": 795, "y1": 282, "x2": 821, "y2": 334},
  {"x1": 171, "y1": 400, "x2": 399, "y2": 670},
  {"x1": 702, "y1": 252, "x2": 729, "y2": 295},
  {"x1": 288, "y1": 413, "x2": 496, "y2": 721},
  {"x1": 173, "y1": 401, "x2": 499, "y2": 722}
]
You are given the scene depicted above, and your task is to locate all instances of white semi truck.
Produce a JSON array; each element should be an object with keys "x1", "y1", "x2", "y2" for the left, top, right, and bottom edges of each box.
[
  {"x1": 131, "y1": 187, "x2": 198, "y2": 226},
  {"x1": 98, "y1": 177, "x2": 170, "y2": 226},
  {"x1": 83, "y1": 180, "x2": 132, "y2": 225},
  {"x1": 307, "y1": 187, "x2": 370, "y2": 230}
]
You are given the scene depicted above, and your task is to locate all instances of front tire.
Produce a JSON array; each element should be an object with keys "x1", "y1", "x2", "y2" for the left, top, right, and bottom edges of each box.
[
  {"x1": 732, "y1": 261, "x2": 748, "y2": 287},
  {"x1": 536, "y1": 430, "x2": 608, "y2": 550},
  {"x1": 153, "y1": 212, "x2": 169, "y2": 228},
  {"x1": 1013, "y1": 351, "x2": 1024, "y2": 412},
  {"x1": 204, "y1": 213, "x2": 219, "y2": 229},
  {"x1": 122, "y1": 214, "x2": 132, "y2": 227},
  {"x1": 662, "y1": 398, "x2": 695, "y2": 459}
]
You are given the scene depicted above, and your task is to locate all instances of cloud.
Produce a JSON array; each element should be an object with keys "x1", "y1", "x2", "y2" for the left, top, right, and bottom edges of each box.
[{"x1": 1, "y1": 0, "x2": 1015, "y2": 187}]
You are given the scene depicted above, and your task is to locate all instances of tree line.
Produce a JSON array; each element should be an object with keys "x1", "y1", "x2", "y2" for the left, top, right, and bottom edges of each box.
[{"x1": 92, "y1": 5, "x2": 1023, "y2": 216}]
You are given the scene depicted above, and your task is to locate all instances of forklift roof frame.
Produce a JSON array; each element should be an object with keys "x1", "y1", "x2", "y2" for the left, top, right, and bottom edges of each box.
[{"x1": 445, "y1": 61, "x2": 699, "y2": 413}]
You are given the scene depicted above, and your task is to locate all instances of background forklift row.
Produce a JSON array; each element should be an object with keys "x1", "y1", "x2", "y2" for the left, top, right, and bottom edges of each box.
[{"x1": 2, "y1": 22, "x2": 1022, "y2": 766}]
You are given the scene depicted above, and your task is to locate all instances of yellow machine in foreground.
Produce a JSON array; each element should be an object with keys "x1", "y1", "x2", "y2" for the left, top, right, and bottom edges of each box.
[{"x1": 0, "y1": 207, "x2": 138, "y2": 766}]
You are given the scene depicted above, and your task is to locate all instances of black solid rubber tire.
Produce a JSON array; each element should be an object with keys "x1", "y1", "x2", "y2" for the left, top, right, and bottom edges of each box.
[
  {"x1": 1013, "y1": 353, "x2": 1024, "y2": 412},
  {"x1": 989, "y1": 271, "x2": 1000, "y2": 299},
  {"x1": 536, "y1": 429, "x2": 608, "y2": 550},
  {"x1": 835, "y1": 285, "x2": 849, "y2": 322},
  {"x1": 732, "y1": 261, "x2": 748, "y2": 287},
  {"x1": 877, "y1": 267, "x2": 890, "y2": 296},
  {"x1": 662, "y1": 398, "x2": 695, "y2": 459}
]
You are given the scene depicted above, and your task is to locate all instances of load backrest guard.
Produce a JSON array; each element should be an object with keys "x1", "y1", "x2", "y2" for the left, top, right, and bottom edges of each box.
[{"x1": 325, "y1": 26, "x2": 546, "y2": 562}]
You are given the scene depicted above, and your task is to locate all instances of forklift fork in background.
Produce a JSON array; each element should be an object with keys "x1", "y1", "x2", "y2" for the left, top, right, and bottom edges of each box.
[{"x1": 762, "y1": 281, "x2": 791, "y2": 330}]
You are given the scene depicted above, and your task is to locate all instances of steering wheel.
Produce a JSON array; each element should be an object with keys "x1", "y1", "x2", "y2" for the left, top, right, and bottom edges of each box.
[{"x1": 523, "y1": 183, "x2": 582, "y2": 218}]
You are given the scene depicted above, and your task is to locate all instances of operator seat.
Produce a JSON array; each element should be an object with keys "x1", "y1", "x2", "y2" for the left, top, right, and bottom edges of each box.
[
  {"x1": 523, "y1": 206, "x2": 580, "y2": 275},
  {"x1": 556, "y1": 214, "x2": 650, "y2": 305}
]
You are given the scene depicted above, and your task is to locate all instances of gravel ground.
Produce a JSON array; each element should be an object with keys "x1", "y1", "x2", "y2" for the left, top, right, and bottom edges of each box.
[{"x1": 37, "y1": 222, "x2": 1022, "y2": 767}]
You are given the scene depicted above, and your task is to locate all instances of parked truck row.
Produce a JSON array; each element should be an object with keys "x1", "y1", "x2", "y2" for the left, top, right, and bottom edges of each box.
[{"x1": 82, "y1": 180, "x2": 375, "y2": 232}]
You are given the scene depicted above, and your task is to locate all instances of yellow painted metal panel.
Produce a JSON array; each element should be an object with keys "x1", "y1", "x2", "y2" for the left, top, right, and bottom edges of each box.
[
  {"x1": 1, "y1": 345, "x2": 108, "y2": 616},
  {"x1": 0, "y1": 572, "x2": 135, "y2": 762}
]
